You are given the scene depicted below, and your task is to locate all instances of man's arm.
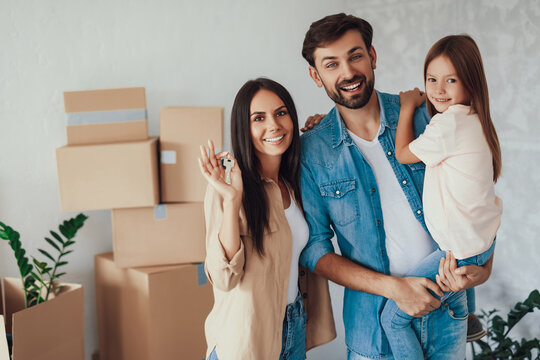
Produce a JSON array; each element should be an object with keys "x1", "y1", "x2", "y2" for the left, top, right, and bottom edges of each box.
[{"x1": 314, "y1": 253, "x2": 443, "y2": 317}]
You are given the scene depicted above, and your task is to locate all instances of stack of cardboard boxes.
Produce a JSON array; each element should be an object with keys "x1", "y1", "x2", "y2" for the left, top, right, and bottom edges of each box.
[{"x1": 56, "y1": 87, "x2": 223, "y2": 360}]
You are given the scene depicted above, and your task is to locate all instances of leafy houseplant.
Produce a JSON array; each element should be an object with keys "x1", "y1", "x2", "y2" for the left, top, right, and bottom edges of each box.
[
  {"x1": 471, "y1": 289, "x2": 540, "y2": 359},
  {"x1": 0, "y1": 213, "x2": 87, "y2": 308}
]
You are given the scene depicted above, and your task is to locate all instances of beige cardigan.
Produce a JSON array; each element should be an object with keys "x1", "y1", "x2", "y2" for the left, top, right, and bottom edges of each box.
[{"x1": 204, "y1": 179, "x2": 336, "y2": 360}]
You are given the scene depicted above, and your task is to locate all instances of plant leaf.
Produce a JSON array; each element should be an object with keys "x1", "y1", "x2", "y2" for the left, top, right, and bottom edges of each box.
[
  {"x1": 38, "y1": 249, "x2": 56, "y2": 262},
  {"x1": 45, "y1": 237, "x2": 61, "y2": 252},
  {"x1": 49, "y1": 230, "x2": 65, "y2": 246},
  {"x1": 59, "y1": 249, "x2": 74, "y2": 258}
]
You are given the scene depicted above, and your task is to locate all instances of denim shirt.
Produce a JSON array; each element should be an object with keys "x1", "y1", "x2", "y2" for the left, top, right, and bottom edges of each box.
[{"x1": 299, "y1": 91, "x2": 433, "y2": 357}]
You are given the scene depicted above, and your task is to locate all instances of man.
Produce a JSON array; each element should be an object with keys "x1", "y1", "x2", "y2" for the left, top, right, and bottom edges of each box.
[{"x1": 298, "y1": 13, "x2": 493, "y2": 359}]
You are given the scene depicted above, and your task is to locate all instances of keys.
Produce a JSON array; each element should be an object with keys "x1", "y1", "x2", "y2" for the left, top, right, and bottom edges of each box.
[{"x1": 221, "y1": 158, "x2": 235, "y2": 184}]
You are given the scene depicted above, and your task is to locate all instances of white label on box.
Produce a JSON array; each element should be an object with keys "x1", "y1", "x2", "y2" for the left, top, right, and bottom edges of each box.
[
  {"x1": 154, "y1": 204, "x2": 167, "y2": 220},
  {"x1": 65, "y1": 108, "x2": 147, "y2": 125},
  {"x1": 160, "y1": 150, "x2": 177, "y2": 164}
]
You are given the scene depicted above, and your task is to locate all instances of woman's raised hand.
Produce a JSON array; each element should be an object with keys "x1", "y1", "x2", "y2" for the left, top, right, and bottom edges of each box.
[{"x1": 198, "y1": 140, "x2": 243, "y2": 205}]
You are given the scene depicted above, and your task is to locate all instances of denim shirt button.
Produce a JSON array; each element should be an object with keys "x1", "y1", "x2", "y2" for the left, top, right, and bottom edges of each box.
[
  {"x1": 381, "y1": 250, "x2": 385, "y2": 255},
  {"x1": 371, "y1": 188, "x2": 376, "y2": 193},
  {"x1": 376, "y1": 220, "x2": 381, "y2": 225},
  {"x1": 336, "y1": 190, "x2": 340, "y2": 195},
  {"x1": 402, "y1": 180, "x2": 407, "y2": 185},
  {"x1": 417, "y1": 209, "x2": 422, "y2": 214},
  {"x1": 387, "y1": 151, "x2": 392, "y2": 156}
]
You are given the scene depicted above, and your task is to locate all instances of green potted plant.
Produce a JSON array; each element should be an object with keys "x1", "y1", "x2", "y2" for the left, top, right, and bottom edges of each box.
[
  {"x1": 471, "y1": 289, "x2": 540, "y2": 359},
  {"x1": 0, "y1": 213, "x2": 87, "y2": 359}
]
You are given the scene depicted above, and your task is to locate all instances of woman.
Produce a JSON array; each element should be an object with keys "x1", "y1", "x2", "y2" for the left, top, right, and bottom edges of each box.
[{"x1": 198, "y1": 78, "x2": 335, "y2": 360}]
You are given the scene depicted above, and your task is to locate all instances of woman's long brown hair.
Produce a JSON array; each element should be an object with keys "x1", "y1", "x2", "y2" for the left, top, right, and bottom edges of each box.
[
  {"x1": 231, "y1": 78, "x2": 302, "y2": 256},
  {"x1": 424, "y1": 35, "x2": 501, "y2": 182}
]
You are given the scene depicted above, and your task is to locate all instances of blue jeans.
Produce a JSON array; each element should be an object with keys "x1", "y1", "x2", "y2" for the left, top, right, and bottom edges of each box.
[
  {"x1": 380, "y1": 241, "x2": 495, "y2": 360},
  {"x1": 207, "y1": 293, "x2": 306, "y2": 360}
]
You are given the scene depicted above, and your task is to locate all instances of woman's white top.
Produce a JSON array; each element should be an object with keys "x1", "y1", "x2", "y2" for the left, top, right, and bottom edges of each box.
[{"x1": 284, "y1": 195, "x2": 309, "y2": 304}]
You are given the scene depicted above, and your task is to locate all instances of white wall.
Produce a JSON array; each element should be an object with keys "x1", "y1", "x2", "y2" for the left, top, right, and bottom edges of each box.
[{"x1": 1, "y1": 0, "x2": 538, "y2": 359}]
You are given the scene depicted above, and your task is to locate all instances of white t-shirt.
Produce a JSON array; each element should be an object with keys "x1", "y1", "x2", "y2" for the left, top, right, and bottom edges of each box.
[
  {"x1": 284, "y1": 195, "x2": 309, "y2": 304},
  {"x1": 348, "y1": 127, "x2": 436, "y2": 277},
  {"x1": 409, "y1": 105, "x2": 502, "y2": 259}
]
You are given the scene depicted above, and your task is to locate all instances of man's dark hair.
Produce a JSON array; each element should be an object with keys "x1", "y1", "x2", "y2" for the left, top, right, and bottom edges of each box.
[{"x1": 302, "y1": 13, "x2": 373, "y2": 67}]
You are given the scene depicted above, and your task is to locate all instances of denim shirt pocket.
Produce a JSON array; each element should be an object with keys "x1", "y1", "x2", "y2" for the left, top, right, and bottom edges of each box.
[{"x1": 319, "y1": 179, "x2": 359, "y2": 226}]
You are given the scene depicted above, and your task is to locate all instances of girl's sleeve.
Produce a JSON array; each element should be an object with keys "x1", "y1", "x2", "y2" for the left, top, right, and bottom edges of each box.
[
  {"x1": 408, "y1": 113, "x2": 457, "y2": 167},
  {"x1": 203, "y1": 185, "x2": 245, "y2": 292}
]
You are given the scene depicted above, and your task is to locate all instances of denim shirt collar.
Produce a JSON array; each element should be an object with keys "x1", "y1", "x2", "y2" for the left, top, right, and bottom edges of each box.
[{"x1": 330, "y1": 90, "x2": 392, "y2": 148}]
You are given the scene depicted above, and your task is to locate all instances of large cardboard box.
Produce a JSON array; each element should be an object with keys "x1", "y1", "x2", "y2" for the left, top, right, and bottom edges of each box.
[
  {"x1": 56, "y1": 137, "x2": 159, "y2": 211},
  {"x1": 1, "y1": 278, "x2": 84, "y2": 360},
  {"x1": 160, "y1": 107, "x2": 223, "y2": 202},
  {"x1": 95, "y1": 252, "x2": 213, "y2": 360},
  {"x1": 64, "y1": 87, "x2": 148, "y2": 145},
  {"x1": 112, "y1": 202, "x2": 206, "y2": 268}
]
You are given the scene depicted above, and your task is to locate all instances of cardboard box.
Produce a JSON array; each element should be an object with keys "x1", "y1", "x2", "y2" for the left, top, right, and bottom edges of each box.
[
  {"x1": 56, "y1": 137, "x2": 159, "y2": 211},
  {"x1": 64, "y1": 87, "x2": 148, "y2": 145},
  {"x1": 95, "y1": 252, "x2": 213, "y2": 360},
  {"x1": 1, "y1": 278, "x2": 84, "y2": 360},
  {"x1": 112, "y1": 202, "x2": 206, "y2": 268},
  {"x1": 0, "y1": 315, "x2": 8, "y2": 360},
  {"x1": 160, "y1": 107, "x2": 223, "y2": 202}
]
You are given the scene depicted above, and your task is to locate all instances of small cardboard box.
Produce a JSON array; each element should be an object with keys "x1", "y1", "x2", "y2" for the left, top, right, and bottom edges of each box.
[
  {"x1": 160, "y1": 107, "x2": 223, "y2": 202},
  {"x1": 1, "y1": 278, "x2": 84, "y2": 360},
  {"x1": 95, "y1": 252, "x2": 213, "y2": 360},
  {"x1": 56, "y1": 137, "x2": 159, "y2": 211},
  {"x1": 112, "y1": 202, "x2": 206, "y2": 268},
  {"x1": 64, "y1": 87, "x2": 148, "y2": 145},
  {"x1": 0, "y1": 315, "x2": 8, "y2": 360}
]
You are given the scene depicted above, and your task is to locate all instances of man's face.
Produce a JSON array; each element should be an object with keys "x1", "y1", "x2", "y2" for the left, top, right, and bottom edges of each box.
[{"x1": 309, "y1": 30, "x2": 376, "y2": 109}]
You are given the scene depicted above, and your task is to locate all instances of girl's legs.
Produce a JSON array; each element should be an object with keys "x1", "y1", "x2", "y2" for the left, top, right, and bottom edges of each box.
[
  {"x1": 466, "y1": 288, "x2": 476, "y2": 313},
  {"x1": 207, "y1": 347, "x2": 218, "y2": 360},
  {"x1": 381, "y1": 249, "x2": 449, "y2": 359},
  {"x1": 381, "y1": 242, "x2": 495, "y2": 359},
  {"x1": 279, "y1": 292, "x2": 307, "y2": 360}
]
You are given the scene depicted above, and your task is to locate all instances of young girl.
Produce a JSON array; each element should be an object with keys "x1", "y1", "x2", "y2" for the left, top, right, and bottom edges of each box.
[
  {"x1": 380, "y1": 35, "x2": 502, "y2": 359},
  {"x1": 199, "y1": 78, "x2": 335, "y2": 360}
]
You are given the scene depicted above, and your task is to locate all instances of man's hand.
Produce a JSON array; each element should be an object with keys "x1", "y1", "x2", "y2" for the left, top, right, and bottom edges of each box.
[
  {"x1": 391, "y1": 277, "x2": 443, "y2": 317},
  {"x1": 436, "y1": 251, "x2": 493, "y2": 292},
  {"x1": 300, "y1": 113, "x2": 326, "y2": 132}
]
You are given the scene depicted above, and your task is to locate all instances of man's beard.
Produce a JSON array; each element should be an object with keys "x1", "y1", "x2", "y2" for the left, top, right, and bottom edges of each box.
[{"x1": 323, "y1": 74, "x2": 375, "y2": 110}]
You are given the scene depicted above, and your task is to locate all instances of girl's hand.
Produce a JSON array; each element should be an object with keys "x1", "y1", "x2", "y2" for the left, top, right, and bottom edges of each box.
[
  {"x1": 399, "y1": 88, "x2": 426, "y2": 109},
  {"x1": 198, "y1": 140, "x2": 243, "y2": 206}
]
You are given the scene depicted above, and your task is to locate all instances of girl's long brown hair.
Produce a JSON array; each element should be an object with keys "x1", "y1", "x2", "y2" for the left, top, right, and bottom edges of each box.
[{"x1": 424, "y1": 35, "x2": 501, "y2": 182}]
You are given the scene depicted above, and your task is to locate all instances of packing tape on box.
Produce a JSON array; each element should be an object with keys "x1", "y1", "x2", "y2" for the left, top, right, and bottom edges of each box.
[
  {"x1": 160, "y1": 150, "x2": 177, "y2": 164},
  {"x1": 65, "y1": 108, "x2": 147, "y2": 125},
  {"x1": 196, "y1": 263, "x2": 207, "y2": 286},
  {"x1": 154, "y1": 204, "x2": 167, "y2": 220}
]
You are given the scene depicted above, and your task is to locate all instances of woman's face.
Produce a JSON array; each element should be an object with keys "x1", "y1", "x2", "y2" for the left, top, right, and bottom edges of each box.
[{"x1": 249, "y1": 89, "x2": 294, "y2": 162}]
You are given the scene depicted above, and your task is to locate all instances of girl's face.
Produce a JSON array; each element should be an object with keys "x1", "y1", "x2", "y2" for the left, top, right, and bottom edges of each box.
[
  {"x1": 249, "y1": 89, "x2": 294, "y2": 162},
  {"x1": 425, "y1": 55, "x2": 469, "y2": 113}
]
